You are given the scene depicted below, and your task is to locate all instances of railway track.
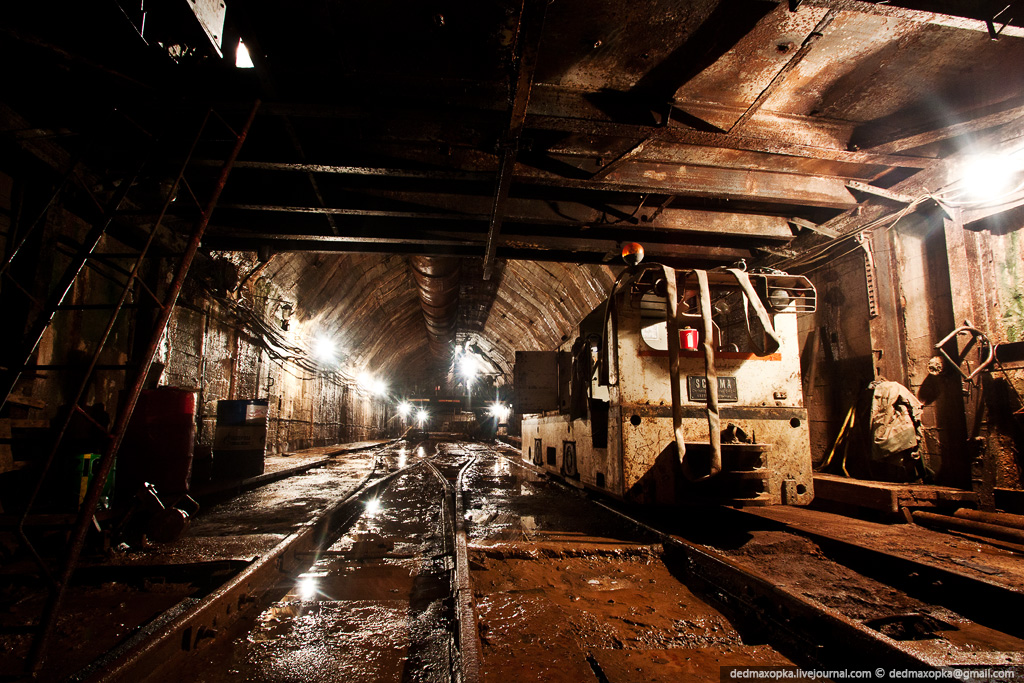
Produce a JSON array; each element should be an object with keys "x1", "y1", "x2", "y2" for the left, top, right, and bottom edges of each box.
[
  {"x1": 42, "y1": 438, "x2": 1024, "y2": 682},
  {"x1": 478, "y1": 443, "x2": 1024, "y2": 676}
]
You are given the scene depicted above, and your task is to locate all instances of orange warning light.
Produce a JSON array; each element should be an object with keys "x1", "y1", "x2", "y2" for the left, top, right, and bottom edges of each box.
[{"x1": 621, "y1": 242, "x2": 645, "y2": 266}]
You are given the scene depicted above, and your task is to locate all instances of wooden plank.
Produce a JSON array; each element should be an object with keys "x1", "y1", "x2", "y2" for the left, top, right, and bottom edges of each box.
[
  {"x1": 813, "y1": 474, "x2": 899, "y2": 514},
  {"x1": 6, "y1": 394, "x2": 46, "y2": 409}
]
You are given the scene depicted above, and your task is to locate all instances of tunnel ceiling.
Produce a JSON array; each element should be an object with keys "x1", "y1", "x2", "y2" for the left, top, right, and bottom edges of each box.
[{"x1": 3, "y1": 1, "x2": 1024, "y2": 390}]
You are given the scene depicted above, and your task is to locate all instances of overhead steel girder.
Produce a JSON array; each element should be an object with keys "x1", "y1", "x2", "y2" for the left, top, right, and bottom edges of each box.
[
  {"x1": 245, "y1": 101, "x2": 932, "y2": 170},
  {"x1": 200, "y1": 231, "x2": 754, "y2": 265},
  {"x1": 208, "y1": 159, "x2": 859, "y2": 209},
  {"x1": 799, "y1": 0, "x2": 1024, "y2": 38},
  {"x1": 216, "y1": 198, "x2": 797, "y2": 240}
]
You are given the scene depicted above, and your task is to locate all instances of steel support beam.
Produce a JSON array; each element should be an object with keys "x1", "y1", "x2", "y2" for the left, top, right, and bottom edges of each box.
[
  {"x1": 217, "y1": 197, "x2": 796, "y2": 239},
  {"x1": 213, "y1": 158, "x2": 859, "y2": 209},
  {"x1": 483, "y1": 0, "x2": 548, "y2": 280},
  {"x1": 201, "y1": 231, "x2": 751, "y2": 264},
  {"x1": 801, "y1": 0, "x2": 1024, "y2": 38},
  {"x1": 857, "y1": 94, "x2": 1024, "y2": 155},
  {"x1": 942, "y1": 205, "x2": 997, "y2": 510},
  {"x1": 730, "y1": 8, "x2": 838, "y2": 135}
]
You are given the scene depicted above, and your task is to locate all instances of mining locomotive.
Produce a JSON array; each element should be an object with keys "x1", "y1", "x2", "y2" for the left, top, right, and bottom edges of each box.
[{"x1": 516, "y1": 250, "x2": 816, "y2": 507}]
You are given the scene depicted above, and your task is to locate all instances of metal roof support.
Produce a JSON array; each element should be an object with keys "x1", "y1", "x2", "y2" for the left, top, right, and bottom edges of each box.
[
  {"x1": 482, "y1": 0, "x2": 548, "y2": 281},
  {"x1": 729, "y1": 8, "x2": 838, "y2": 135}
]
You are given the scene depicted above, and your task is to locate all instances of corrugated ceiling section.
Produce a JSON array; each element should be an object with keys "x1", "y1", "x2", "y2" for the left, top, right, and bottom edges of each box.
[
  {"x1": 262, "y1": 252, "x2": 427, "y2": 380},
  {"x1": 472, "y1": 262, "x2": 617, "y2": 375},
  {"x1": 261, "y1": 254, "x2": 615, "y2": 388}
]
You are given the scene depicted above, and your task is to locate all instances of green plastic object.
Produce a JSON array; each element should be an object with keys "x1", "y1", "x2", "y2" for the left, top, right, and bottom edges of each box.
[{"x1": 75, "y1": 453, "x2": 115, "y2": 510}]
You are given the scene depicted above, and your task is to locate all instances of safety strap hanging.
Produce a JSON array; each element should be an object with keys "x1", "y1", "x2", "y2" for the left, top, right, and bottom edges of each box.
[
  {"x1": 664, "y1": 266, "x2": 722, "y2": 482},
  {"x1": 665, "y1": 267, "x2": 785, "y2": 482},
  {"x1": 727, "y1": 268, "x2": 782, "y2": 357}
]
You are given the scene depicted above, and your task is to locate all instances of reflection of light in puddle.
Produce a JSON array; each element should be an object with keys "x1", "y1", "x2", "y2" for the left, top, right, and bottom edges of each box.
[
  {"x1": 298, "y1": 575, "x2": 318, "y2": 600},
  {"x1": 365, "y1": 498, "x2": 382, "y2": 516}
]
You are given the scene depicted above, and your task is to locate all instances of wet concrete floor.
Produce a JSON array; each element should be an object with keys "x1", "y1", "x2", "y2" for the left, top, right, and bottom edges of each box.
[
  {"x1": 0, "y1": 444, "x2": 381, "y2": 682},
  {"x1": 157, "y1": 441, "x2": 458, "y2": 682}
]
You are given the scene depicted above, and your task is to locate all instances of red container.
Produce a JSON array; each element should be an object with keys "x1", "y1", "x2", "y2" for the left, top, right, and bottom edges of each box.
[
  {"x1": 680, "y1": 328, "x2": 699, "y2": 351},
  {"x1": 117, "y1": 388, "x2": 197, "y2": 503}
]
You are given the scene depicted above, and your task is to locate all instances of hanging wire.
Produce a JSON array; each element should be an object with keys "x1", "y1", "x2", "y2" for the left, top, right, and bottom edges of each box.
[
  {"x1": 778, "y1": 195, "x2": 930, "y2": 275},
  {"x1": 196, "y1": 283, "x2": 355, "y2": 387},
  {"x1": 779, "y1": 142, "x2": 1024, "y2": 275}
]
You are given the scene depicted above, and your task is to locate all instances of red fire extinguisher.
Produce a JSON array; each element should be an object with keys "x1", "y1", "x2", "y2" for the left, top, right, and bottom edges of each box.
[{"x1": 680, "y1": 328, "x2": 699, "y2": 351}]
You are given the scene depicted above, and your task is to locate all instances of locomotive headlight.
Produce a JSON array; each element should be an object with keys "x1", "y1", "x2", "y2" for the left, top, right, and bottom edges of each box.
[{"x1": 768, "y1": 288, "x2": 792, "y2": 310}]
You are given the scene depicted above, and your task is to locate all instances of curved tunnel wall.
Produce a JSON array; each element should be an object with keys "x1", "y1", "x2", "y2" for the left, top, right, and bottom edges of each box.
[{"x1": 256, "y1": 252, "x2": 617, "y2": 391}]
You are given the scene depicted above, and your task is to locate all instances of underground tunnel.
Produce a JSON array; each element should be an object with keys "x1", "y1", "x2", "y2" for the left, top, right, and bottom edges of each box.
[{"x1": 2, "y1": 0, "x2": 1024, "y2": 680}]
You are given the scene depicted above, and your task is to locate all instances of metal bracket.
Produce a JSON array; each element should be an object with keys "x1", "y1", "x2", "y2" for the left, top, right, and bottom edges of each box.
[
  {"x1": 987, "y1": 5, "x2": 1013, "y2": 40},
  {"x1": 935, "y1": 323, "x2": 996, "y2": 382}
]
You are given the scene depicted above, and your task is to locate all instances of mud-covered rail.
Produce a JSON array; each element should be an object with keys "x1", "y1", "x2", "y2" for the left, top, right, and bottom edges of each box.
[{"x1": 133, "y1": 440, "x2": 478, "y2": 683}]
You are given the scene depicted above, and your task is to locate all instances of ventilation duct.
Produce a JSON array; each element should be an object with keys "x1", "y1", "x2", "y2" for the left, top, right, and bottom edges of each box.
[{"x1": 409, "y1": 255, "x2": 461, "y2": 358}]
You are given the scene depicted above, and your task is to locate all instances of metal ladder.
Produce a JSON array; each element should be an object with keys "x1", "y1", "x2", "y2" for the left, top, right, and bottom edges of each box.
[{"x1": 0, "y1": 99, "x2": 260, "y2": 673}]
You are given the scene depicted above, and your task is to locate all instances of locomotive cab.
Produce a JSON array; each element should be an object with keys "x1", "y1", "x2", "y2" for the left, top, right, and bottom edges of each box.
[{"x1": 517, "y1": 265, "x2": 816, "y2": 507}]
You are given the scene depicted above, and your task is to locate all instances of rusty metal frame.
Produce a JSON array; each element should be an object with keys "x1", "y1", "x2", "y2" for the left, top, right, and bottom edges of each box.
[
  {"x1": 27, "y1": 100, "x2": 260, "y2": 673},
  {"x1": 482, "y1": 0, "x2": 549, "y2": 281},
  {"x1": 729, "y1": 9, "x2": 838, "y2": 135},
  {"x1": 0, "y1": 144, "x2": 158, "y2": 413}
]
